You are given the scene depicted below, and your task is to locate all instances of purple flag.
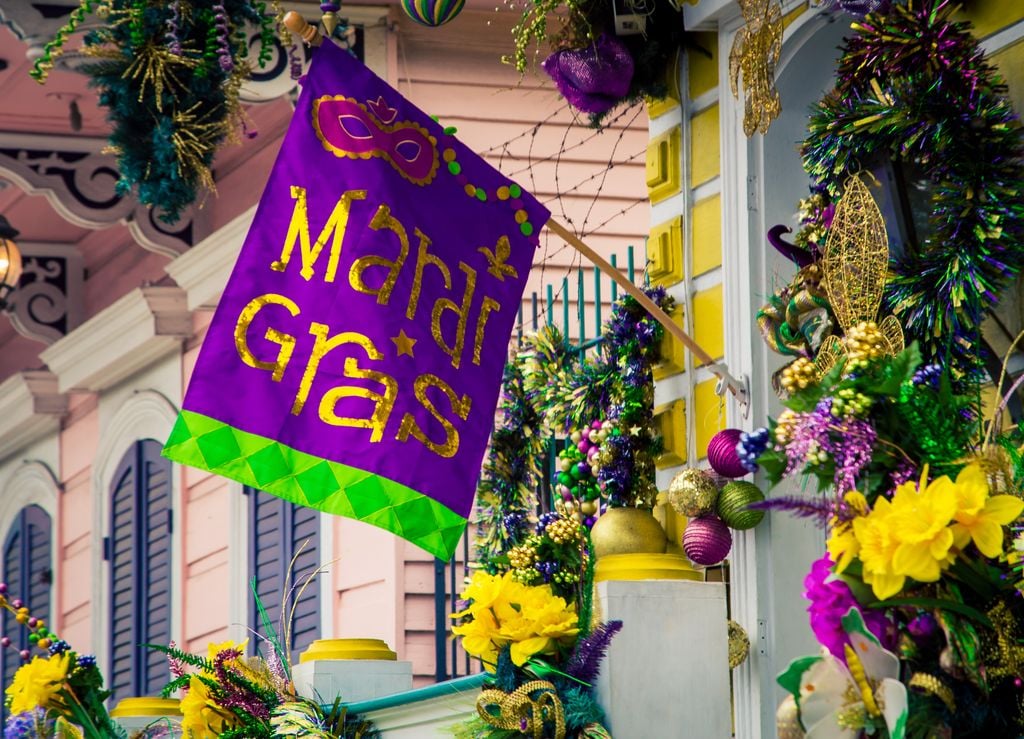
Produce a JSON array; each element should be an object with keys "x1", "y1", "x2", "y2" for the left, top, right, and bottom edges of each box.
[{"x1": 164, "y1": 40, "x2": 548, "y2": 559}]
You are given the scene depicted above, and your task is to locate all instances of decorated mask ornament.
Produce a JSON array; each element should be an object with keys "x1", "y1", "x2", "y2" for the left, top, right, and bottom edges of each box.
[{"x1": 542, "y1": 35, "x2": 635, "y2": 116}]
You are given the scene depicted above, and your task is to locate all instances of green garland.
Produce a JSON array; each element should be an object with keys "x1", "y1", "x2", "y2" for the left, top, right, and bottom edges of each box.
[
  {"x1": 36, "y1": 1, "x2": 277, "y2": 223},
  {"x1": 473, "y1": 360, "x2": 548, "y2": 573},
  {"x1": 801, "y1": 0, "x2": 1024, "y2": 374}
]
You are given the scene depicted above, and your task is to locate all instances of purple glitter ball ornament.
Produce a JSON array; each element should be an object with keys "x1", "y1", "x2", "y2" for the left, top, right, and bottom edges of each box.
[
  {"x1": 682, "y1": 515, "x2": 732, "y2": 566},
  {"x1": 541, "y1": 35, "x2": 635, "y2": 116}
]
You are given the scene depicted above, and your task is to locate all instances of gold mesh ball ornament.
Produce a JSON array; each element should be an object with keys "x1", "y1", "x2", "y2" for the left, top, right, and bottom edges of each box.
[
  {"x1": 667, "y1": 468, "x2": 719, "y2": 517},
  {"x1": 727, "y1": 620, "x2": 750, "y2": 669}
]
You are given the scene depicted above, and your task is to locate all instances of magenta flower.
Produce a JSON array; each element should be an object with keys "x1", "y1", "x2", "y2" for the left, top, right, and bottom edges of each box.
[{"x1": 804, "y1": 554, "x2": 893, "y2": 660}]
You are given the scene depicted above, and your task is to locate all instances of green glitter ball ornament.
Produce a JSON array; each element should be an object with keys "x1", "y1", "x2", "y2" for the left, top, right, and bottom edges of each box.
[{"x1": 716, "y1": 481, "x2": 765, "y2": 530}]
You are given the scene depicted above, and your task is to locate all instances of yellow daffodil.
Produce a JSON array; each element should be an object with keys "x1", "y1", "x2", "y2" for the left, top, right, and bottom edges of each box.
[
  {"x1": 205, "y1": 638, "x2": 249, "y2": 663},
  {"x1": 180, "y1": 675, "x2": 239, "y2": 738},
  {"x1": 451, "y1": 571, "x2": 578, "y2": 670},
  {"x1": 6, "y1": 653, "x2": 71, "y2": 714},
  {"x1": 852, "y1": 497, "x2": 905, "y2": 600},
  {"x1": 828, "y1": 523, "x2": 860, "y2": 574},
  {"x1": 949, "y1": 462, "x2": 1024, "y2": 558},
  {"x1": 886, "y1": 469, "x2": 957, "y2": 584}
]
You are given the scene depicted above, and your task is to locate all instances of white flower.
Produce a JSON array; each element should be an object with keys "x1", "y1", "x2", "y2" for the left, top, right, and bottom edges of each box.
[{"x1": 780, "y1": 608, "x2": 907, "y2": 739}]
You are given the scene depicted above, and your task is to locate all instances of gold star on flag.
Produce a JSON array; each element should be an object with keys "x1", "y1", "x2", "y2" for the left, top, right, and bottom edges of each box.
[{"x1": 391, "y1": 329, "x2": 416, "y2": 357}]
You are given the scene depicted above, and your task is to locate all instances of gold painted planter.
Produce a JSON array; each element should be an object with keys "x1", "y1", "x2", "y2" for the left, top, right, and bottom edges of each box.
[
  {"x1": 590, "y1": 506, "x2": 668, "y2": 558},
  {"x1": 299, "y1": 638, "x2": 397, "y2": 663}
]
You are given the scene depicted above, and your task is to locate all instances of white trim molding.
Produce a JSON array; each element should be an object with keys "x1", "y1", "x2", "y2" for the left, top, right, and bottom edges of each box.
[
  {"x1": 165, "y1": 207, "x2": 255, "y2": 311},
  {"x1": 40, "y1": 286, "x2": 191, "y2": 394},
  {"x1": 227, "y1": 481, "x2": 250, "y2": 645},
  {"x1": 0, "y1": 371, "x2": 67, "y2": 462},
  {"x1": 90, "y1": 389, "x2": 183, "y2": 684}
]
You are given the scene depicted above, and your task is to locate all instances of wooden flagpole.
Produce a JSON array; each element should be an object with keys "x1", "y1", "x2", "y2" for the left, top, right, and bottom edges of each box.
[
  {"x1": 545, "y1": 219, "x2": 749, "y2": 411},
  {"x1": 276, "y1": 14, "x2": 748, "y2": 411}
]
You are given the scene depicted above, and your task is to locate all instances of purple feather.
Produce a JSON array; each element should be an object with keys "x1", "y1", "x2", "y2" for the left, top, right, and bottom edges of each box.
[
  {"x1": 767, "y1": 225, "x2": 816, "y2": 267},
  {"x1": 565, "y1": 620, "x2": 623, "y2": 684},
  {"x1": 747, "y1": 494, "x2": 834, "y2": 525}
]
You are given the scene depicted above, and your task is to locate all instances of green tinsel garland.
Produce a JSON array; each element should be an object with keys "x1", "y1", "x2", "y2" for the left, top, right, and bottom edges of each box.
[
  {"x1": 38, "y1": 1, "x2": 277, "y2": 223},
  {"x1": 473, "y1": 360, "x2": 548, "y2": 573},
  {"x1": 801, "y1": 0, "x2": 1024, "y2": 375}
]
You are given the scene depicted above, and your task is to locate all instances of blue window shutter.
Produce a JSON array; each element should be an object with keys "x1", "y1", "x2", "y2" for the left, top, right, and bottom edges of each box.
[
  {"x1": 108, "y1": 448, "x2": 137, "y2": 701},
  {"x1": 140, "y1": 440, "x2": 172, "y2": 693},
  {"x1": 1, "y1": 505, "x2": 52, "y2": 723},
  {"x1": 247, "y1": 488, "x2": 321, "y2": 663},
  {"x1": 289, "y1": 503, "x2": 321, "y2": 657},
  {"x1": 109, "y1": 440, "x2": 172, "y2": 702},
  {"x1": 1, "y1": 518, "x2": 23, "y2": 724}
]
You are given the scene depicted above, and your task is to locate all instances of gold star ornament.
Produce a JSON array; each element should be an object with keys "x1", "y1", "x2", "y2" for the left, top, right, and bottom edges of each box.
[{"x1": 391, "y1": 329, "x2": 417, "y2": 357}]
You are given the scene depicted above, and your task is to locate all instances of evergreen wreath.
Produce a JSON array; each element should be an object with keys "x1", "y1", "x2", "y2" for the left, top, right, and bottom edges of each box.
[{"x1": 801, "y1": 0, "x2": 1024, "y2": 374}]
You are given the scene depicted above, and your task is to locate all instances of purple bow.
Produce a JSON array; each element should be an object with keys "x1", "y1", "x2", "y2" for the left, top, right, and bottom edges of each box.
[{"x1": 542, "y1": 35, "x2": 635, "y2": 116}]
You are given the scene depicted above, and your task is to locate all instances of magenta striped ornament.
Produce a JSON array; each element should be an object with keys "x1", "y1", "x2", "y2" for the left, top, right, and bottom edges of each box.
[{"x1": 707, "y1": 428, "x2": 748, "y2": 479}]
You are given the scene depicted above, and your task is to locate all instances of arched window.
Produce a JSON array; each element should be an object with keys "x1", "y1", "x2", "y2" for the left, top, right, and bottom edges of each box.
[
  {"x1": 107, "y1": 440, "x2": 172, "y2": 701},
  {"x1": 247, "y1": 488, "x2": 321, "y2": 662},
  {"x1": 0, "y1": 505, "x2": 51, "y2": 720}
]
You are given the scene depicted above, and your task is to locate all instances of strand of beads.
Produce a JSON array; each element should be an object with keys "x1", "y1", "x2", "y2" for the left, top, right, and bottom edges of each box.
[{"x1": 0, "y1": 582, "x2": 60, "y2": 662}]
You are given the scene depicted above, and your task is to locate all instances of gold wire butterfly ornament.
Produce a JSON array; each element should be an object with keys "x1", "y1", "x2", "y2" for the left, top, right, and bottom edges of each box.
[{"x1": 814, "y1": 174, "x2": 905, "y2": 378}]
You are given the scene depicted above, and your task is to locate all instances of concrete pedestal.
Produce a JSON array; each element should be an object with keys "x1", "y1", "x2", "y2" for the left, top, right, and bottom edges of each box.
[
  {"x1": 292, "y1": 638, "x2": 413, "y2": 703},
  {"x1": 596, "y1": 578, "x2": 730, "y2": 738}
]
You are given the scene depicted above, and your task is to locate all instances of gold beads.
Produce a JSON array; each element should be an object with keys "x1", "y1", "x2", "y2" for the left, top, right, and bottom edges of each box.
[
  {"x1": 779, "y1": 357, "x2": 817, "y2": 393},
  {"x1": 844, "y1": 320, "x2": 886, "y2": 371}
]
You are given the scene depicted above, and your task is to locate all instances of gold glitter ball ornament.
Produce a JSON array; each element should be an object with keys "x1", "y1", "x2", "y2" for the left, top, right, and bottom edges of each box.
[
  {"x1": 775, "y1": 695, "x2": 805, "y2": 739},
  {"x1": 728, "y1": 620, "x2": 750, "y2": 669},
  {"x1": 667, "y1": 469, "x2": 719, "y2": 518}
]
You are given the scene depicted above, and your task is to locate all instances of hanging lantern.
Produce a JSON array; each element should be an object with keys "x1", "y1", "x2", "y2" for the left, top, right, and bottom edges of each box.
[{"x1": 0, "y1": 216, "x2": 21, "y2": 311}]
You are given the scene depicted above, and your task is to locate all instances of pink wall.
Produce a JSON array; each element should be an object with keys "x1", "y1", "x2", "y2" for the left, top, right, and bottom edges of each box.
[
  {"x1": 58, "y1": 393, "x2": 99, "y2": 650},
  {"x1": 181, "y1": 312, "x2": 232, "y2": 651}
]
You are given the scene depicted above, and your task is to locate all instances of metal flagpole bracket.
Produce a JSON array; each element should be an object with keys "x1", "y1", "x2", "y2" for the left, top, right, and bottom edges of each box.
[
  {"x1": 714, "y1": 368, "x2": 750, "y2": 420},
  {"x1": 546, "y1": 217, "x2": 755, "y2": 420}
]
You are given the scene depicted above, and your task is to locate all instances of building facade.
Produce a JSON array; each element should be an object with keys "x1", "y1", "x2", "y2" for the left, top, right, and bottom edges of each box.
[{"x1": 0, "y1": 1, "x2": 646, "y2": 691}]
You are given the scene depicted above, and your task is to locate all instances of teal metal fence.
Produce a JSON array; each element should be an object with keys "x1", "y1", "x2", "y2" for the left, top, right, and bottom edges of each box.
[{"x1": 433, "y1": 246, "x2": 641, "y2": 682}]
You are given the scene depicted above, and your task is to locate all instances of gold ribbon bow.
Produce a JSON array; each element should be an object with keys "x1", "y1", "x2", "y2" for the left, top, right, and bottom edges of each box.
[{"x1": 476, "y1": 679, "x2": 567, "y2": 739}]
